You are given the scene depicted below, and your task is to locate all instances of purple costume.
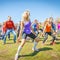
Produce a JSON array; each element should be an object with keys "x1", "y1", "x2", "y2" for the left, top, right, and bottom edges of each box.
[
  {"x1": 22, "y1": 21, "x2": 36, "y2": 39},
  {"x1": 23, "y1": 21, "x2": 31, "y2": 34}
]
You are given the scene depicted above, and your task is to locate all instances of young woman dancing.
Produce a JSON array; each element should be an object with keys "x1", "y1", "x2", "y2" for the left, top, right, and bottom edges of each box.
[
  {"x1": 15, "y1": 10, "x2": 40, "y2": 60},
  {"x1": 42, "y1": 18, "x2": 56, "y2": 45}
]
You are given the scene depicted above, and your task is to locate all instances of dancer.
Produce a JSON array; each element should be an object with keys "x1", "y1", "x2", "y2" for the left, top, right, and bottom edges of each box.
[
  {"x1": 3, "y1": 16, "x2": 16, "y2": 44},
  {"x1": 42, "y1": 18, "x2": 56, "y2": 45},
  {"x1": 32, "y1": 19, "x2": 39, "y2": 36},
  {"x1": 15, "y1": 10, "x2": 40, "y2": 60},
  {"x1": 2, "y1": 22, "x2": 10, "y2": 40}
]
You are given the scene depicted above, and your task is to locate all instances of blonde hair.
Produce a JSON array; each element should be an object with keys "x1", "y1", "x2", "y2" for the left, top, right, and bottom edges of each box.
[
  {"x1": 44, "y1": 18, "x2": 49, "y2": 26},
  {"x1": 22, "y1": 10, "x2": 30, "y2": 21}
]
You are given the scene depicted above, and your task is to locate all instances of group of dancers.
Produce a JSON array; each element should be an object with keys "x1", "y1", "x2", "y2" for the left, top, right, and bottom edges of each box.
[
  {"x1": 15, "y1": 10, "x2": 60, "y2": 60},
  {"x1": 0, "y1": 10, "x2": 60, "y2": 60}
]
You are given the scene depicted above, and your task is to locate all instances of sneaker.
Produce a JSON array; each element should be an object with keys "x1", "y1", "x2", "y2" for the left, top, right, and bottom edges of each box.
[
  {"x1": 32, "y1": 48, "x2": 39, "y2": 52},
  {"x1": 50, "y1": 42, "x2": 56, "y2": 45},
  {"x1": 15, "y1": 54, "x2": 18, "y2": 60}
]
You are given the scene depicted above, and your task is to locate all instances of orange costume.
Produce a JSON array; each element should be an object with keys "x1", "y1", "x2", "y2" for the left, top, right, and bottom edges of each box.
[{"x1": 45, "y1": 24, "x2": 51, "y2": 32}]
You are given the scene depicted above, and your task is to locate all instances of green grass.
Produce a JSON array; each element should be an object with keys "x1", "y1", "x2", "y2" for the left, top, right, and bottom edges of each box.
[{"x1": 0, "y1": 35, "x2": 60, "y2": 60}]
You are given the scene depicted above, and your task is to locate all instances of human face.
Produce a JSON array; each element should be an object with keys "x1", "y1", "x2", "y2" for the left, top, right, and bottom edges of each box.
[{"x1": 8, "y1": 16, "x2": 11, "y2": 20}]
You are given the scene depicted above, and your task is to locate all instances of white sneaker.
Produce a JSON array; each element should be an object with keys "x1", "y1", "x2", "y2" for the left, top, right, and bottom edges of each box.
[
  {"x1": 32, "y1": 48, "x2": 39, "y2": 52},
  {"x1": 15, "y1": 54, "x2": 18, "y2": 60}
]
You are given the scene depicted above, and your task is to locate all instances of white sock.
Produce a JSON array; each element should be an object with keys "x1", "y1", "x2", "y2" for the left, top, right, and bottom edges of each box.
[
  {"x1": 15, "y1": 46, "x2": 22, "y2": 60},
  {"x1": 33, "y1": 41, "x2": 38, "y2": 49},
  {"x1": 16, "y1": 45, "x2": 22, "y2": 55}
]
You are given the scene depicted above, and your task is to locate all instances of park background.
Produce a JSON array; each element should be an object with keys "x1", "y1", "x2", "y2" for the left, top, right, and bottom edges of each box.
[{"x1": 0, "y1": 0, "x2": 60, "y2": 60}]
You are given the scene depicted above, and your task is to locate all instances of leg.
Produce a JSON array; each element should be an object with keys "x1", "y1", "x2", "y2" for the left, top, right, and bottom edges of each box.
[
  {"x1": 39, "y1": 29, "x2": 43, "y2": 37},
  {"x1": 32, "y1": 37, "x2": 40, "y2": 51},
  {"x1": 35, "y1": 31, "x2": 39, "y2": 36},
  {"x1": 17, "y1": 30, "x2": 19, "y2": 38},
  {"x1": 43, "y1": 33, "x2": 48, "y2": 43},
  {"x1": 48, "y1": 32, "x2": 56, "y2": 45},
  {"x1": 15, "y1": 33, "x2": 27, "y2": 60},
  {"x1": 3, "y1": 30, "x2": 10, "y2": 44},
  {"x1": 28, "y1": 33, "x2": 40, "y2": 51},
  {"x1": 32, "y1": 31, "x2": 38, "y2": 42},
  {"x1": 50, "y1": 33, "x2": 56, "y2": 45},
  {"x1": 15, "y1": 39, "x2": 26, "y2": 60},
  {"x1": 2, "y1": 34, "x2": 5, "y2": 40},
  {"x1": 17, "y1": 30, "x2": 21, "y2": 43},
  {"x1": 11, "y1": 30, "x2": 16, "y2": 43},
  {"x1": 17, "y1": 30, "x2": 20, "y2": 38},
  {"x1": 8, "y1": 33, "x2": 10, "y2": 40}
]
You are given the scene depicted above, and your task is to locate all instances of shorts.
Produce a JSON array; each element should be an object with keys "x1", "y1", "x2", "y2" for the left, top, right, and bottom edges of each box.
[
  {"x1": 22, "y1": 32, "x2": 37, "y2": 39},
  {"x1": 45, "y1": 32, "x2": 52, "y2": 36}
]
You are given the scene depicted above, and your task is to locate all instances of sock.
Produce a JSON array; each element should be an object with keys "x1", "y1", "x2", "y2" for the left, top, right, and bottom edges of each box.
[
  {"x1": 15, "y1": 46, "x2": 22, "y2": 60},
  {"x1": 33, "y1": 41, "x2": 38, "y2": 49},
  {"x1": 16, "y1": 45, "x2": 22, "y2": 55}
]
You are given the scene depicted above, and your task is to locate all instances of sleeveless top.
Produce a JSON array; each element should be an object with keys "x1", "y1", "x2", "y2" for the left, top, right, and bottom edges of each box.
[
  {"x1": 45, "y1": 24, "x2": 51, "y2": 32},
  {"x1": 57, "y1": 23, "x2": 60, "y2": 30},
  {"x1": 23, "y1": 21, "x2": 31, "y2": 34}
]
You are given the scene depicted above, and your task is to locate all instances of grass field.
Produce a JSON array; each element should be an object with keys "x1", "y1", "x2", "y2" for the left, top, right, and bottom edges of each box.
[{"x1": 0, "y1": 35, "x2": 60, "y2": 60}]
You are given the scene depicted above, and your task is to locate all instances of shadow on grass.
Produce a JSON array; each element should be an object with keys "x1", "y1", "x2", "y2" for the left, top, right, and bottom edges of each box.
[
  {"x1": 39, "y1": 47, "x2": 52, "y2": 51},
  {"x1": 18, "y1": 47, "x2": 52, "y2": 58}
]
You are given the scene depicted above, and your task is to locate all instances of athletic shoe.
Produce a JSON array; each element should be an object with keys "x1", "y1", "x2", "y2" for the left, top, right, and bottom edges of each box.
[
  {"x1": 50, "y1": 42, "x2": 56, "y2": 45},
  {"x1": 32, "y1": 48, "x2": 39, "y2": 52},
  {"x1": 15, "y1": 54, "x2": 18, "y2": 60}
]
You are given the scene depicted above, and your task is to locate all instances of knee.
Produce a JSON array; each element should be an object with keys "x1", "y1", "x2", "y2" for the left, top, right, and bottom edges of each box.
[
  {"x1": 35, "y1": 37, "x2": 39, "y2": 42},
  {"x1": 4, "y1": 34, "x2": 7, "y2": 38},
  {"x1": 14, "y1": 33, "x2": 16, "y2": 36},
  {"x1": 21, "y1": 42, "x2": 25, "y2": 47},
  {"x1": 21, "y1": 39, "x2": 26, "y2": 47},
  {"x1": 43, "y1": 36, "x2": 47, "y2": 40}
]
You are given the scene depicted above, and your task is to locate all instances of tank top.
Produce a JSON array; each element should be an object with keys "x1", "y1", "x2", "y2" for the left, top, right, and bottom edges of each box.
[
  {"x1": 57, "y1": 23, "x2": 60, "y2": 30},
  {"x1": 45, "y1": 24, "x2": 51, "y2": 32},
  {"x1": 23, "y1": 21, "x2": 31, "y2": 34}
]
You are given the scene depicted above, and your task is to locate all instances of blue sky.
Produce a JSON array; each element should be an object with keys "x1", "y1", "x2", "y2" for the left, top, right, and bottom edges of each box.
[{"x1": 0, "y1": 0, "x2": 60, "y2": 23}]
